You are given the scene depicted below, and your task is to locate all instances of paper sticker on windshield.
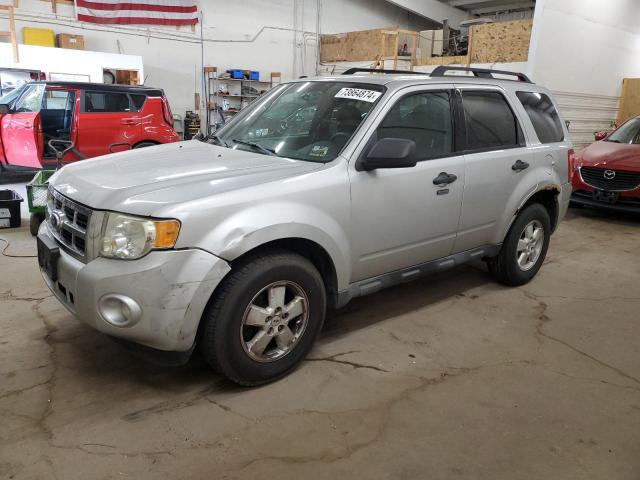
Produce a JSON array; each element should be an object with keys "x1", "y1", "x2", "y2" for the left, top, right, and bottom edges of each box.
[
  {"x1": 310, "y1": 145, "x2": 329, "y2": 157},
  {"x1": 335, "y1": 88, "x2": 381, "y2": 103}
]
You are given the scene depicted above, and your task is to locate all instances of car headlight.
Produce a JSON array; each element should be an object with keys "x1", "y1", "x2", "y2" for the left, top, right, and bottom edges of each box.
[{"x1": 100, "y1": 213, "x2": 181, "y2": 260}]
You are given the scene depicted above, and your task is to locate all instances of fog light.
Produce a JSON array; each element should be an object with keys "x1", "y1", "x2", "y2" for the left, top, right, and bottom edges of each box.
[{"x1": 98, "y1": 294, "x2": 142, "y2": 327}]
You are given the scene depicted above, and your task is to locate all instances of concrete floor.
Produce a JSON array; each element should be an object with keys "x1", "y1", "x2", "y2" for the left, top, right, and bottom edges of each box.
[{"x1": 1, "y1": 179, "x2": 639, "y2": 479}]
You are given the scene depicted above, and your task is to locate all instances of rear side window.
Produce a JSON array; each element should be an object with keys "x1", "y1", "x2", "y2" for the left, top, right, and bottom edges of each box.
[
  {"x1": 461, "y1": 91, "x2": 523, "y2": 151},
  {"x1": 378, "y1": 91, "x2": 453, "y2": 160},
  {"x1": 84, "y1": 91, "x2": 131, "y2": 113},
  {"x1": 516, "y1": 91, "x2": 564, "y2": 143},
  {"x1": 131, "y1": 94, "x2": 147, "y2": 111}
]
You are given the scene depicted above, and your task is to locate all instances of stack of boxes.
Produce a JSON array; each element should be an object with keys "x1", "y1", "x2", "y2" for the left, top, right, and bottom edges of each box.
[{"x1": 22, "y1": 27, "x2": 85, "y2": 50}]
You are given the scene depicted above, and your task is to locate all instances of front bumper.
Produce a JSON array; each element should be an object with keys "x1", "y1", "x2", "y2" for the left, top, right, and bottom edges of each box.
[
  {"x1": 571, "y1": 190, "x2": 640, "y2": 213},
  {"x1": 38, "y1": 227, "x2": 231, "y2": 352}
]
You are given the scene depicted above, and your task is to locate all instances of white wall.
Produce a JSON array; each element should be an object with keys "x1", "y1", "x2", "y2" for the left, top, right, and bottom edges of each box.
[
  {"x1": 526, "y1": 0, "x2": 640, "y2": 147},
  {"x1": 1, "y1": 0, "x2": 437, "y2": 117},
  {"x1": 528, "y1": 0, "x2": 640, "y2": 97}
]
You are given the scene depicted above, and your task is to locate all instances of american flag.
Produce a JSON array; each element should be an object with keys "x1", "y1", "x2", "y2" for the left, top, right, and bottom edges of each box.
[{"x1": 75, "y1": 0, "x2": 198, "y2": 26}]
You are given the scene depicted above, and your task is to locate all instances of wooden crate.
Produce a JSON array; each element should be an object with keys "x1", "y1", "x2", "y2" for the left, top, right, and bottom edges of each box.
[
  {"x1": 415, "y1": 19, "x2": 533, "y2": 67},
  {"x1": 320, "y1": 27, "x2": 417, "y2": 65}
]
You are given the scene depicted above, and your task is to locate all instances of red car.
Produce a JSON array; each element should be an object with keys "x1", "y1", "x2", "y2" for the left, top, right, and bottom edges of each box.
[
  {"x1": 0, "y1": 81, "x2": 179, "y2": 173},
  {"x1": 570, "y1": 117, "x2": 640, "y2": 213}
]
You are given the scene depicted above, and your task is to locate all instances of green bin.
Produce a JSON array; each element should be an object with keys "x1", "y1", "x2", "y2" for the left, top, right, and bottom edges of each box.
[{"x1": 26, "y1": 170, "x2": 55, "y2": 236}]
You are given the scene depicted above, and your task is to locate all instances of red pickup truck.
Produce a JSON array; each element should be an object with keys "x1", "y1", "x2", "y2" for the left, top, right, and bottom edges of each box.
[{"x1": 0, "y1": 81, "x2": 180, "y2": 174}]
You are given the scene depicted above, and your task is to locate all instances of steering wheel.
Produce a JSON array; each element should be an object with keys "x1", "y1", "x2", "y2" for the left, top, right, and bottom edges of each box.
[{"x1": 330, "y1": 132, "x2": 351, "y2": 150}]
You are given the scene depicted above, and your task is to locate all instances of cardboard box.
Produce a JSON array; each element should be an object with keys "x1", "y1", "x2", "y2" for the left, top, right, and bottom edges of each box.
[
  {"x1": 56, "y1": 33, "x2": 85, "y2": 50},
  {"x1": 23, "y1": 27, "x2": 55, "y2": 47}
]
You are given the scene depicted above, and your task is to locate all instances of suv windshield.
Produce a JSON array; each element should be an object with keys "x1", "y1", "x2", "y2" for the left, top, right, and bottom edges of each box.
[
  {"x1": 212, "y1": 81, "x2": 385, "y2": 162},
  {"x1": 605, "y1": 118, "x2": 640, "y2": 144}
]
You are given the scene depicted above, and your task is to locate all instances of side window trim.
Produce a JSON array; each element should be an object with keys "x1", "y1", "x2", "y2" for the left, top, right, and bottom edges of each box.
[
  {"x1": 455, "y1": 86, "x2": 526, "y2": 155},
  {"x1": 360, "y1": 88, "x2": 460, "y2": 166}
]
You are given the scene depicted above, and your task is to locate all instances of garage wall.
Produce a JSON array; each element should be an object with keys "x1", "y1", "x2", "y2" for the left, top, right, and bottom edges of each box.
[
  {"x1": 527, "y1": 0, "x2": 640, "y2": 148},
  {"x1": 2, "y1": 0, "x2": 435, "y2": 118}
]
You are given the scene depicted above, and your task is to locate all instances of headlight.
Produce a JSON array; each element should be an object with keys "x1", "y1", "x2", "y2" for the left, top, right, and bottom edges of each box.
[{"x1": 100, "y1": 213, "x2": 181, "y2": 260}]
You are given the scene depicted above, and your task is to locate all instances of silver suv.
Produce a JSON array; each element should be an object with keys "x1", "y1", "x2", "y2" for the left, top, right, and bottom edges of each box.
[{"x1": 38, "y1": 67, "x2": 573, "y2": 385}]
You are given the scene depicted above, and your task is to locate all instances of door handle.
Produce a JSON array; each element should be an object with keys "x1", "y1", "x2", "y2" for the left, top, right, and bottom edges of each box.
[
  {"x1": 512, "y1": 160, "x2": 530, "y2": 172},
  {"x1": 121, "y1": 119, "x2": 137, "y2": 125},
  {"x1": 433, "y1": 172, "x2": 458, "y2": 185}
]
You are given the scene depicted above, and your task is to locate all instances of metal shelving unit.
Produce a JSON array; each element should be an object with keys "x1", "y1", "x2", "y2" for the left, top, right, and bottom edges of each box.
[{"x1": 204, "y1": 67, "x2": 282, "y2": 135}]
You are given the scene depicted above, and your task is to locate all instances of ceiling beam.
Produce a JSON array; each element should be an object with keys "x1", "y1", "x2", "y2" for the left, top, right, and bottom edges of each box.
[
  {"x1": 383, "y1": 0, "x2": 469, "y2": 28},
  {"x1": 448, "y1": 0, "x2": 496, "y2": 7},
  {"x1": 470, "y1": 1, "x2": 534, "y2": 14}
]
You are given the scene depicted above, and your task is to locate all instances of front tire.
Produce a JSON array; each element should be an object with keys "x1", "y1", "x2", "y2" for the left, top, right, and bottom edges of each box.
[
  {"x1": 133, "y1": 141, "x2": 157, "y2": 149},
  {"x1": 30, "y1": 213, "x2": 44, "y2": 236},
  {"x1": 487, "y1": 203, "x2": 551, "y2": 286},
  {"x1": 200, "y1": 250, "x2": 326, "y2": 386}
]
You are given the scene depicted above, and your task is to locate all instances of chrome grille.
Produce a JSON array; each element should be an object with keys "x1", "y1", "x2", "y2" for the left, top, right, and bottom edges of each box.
[
  {"x1": 580, "y1": 166, "x2": 640, "y2": 191},
  {"x1": 47, "y1": 188, "x2": 93, "y2": 259}
]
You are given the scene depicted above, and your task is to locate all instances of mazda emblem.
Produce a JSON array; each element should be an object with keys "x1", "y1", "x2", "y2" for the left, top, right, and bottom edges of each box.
[{"x1": 603, "y1": 170, "x2": 616, "y2": 180}]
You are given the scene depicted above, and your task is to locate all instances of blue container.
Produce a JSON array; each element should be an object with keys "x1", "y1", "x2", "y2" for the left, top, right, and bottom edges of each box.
[
  {"x1": 249, "y1": 71, "x2": 260, "y2": 81},
  {"x1": 229, "y1": 69, "x2": 243, "y2": 79}
]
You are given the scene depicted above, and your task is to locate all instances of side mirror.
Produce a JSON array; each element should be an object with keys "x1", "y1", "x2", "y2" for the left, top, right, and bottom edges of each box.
[
  {"x1": 594, "y1": 130, "x2": 608, "y2": 141},
  {"x1": 360, "y1": 138, "x2": 417, "y2": 171},
  {"x1": 0, "y1": 104, "x2": 9, "y2": 115}
]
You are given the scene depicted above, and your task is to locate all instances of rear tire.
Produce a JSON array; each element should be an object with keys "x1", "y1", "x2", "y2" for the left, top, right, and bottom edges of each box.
[
  {"x1": 200, "y1": 250, "x2": 326, "y2": 386},
  {"x1": 487, "y1": 203, "x2": 551, "y2": 286}
]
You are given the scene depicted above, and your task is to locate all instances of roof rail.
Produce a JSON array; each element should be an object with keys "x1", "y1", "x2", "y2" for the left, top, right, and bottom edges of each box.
[
  {"x1": 342, "y1": 67, "x2": 425, "y2": 76},
  {"x1": 430, "y1": 66, "x2": 533, "y2": 83}
]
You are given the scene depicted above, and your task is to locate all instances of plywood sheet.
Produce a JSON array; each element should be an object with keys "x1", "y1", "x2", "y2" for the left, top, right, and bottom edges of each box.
[
  {"x1": 415, "y1": 19, "x2": 532, "y2": 67},
  {"x1": 320, "y1": 28, "x2": 406, "y2": 63},
  {"x1": 418, "y1": 55, "x2": 469, "y2": 66},
  {"x1": 616, "y1": 78, "x2": 640, "y2": 125},
  {"x1": 469, "y1": 19, "x2": 532, "y2": 63}
]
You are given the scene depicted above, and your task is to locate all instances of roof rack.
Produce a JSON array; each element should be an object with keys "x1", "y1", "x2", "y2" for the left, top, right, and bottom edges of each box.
[
  {"x1": 430, "y1": 66, "x2": 533, "y2": 83},
  {"x1": 342, "y1": 67, "x2": 425, "y2": 76}
]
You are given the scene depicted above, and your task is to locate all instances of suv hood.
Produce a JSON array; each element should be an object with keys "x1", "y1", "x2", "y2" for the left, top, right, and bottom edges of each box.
[
  {"x1": 580, "y1": 140, "x2": 640, "y2": 170},
  {"x1": 52, "y1": 141, "x2": 322, "y2": 215}
]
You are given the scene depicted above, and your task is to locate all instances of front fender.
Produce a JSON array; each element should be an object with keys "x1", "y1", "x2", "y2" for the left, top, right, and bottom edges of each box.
[{"x1": 178, "y1": 201, "x2": 351, "y2": 291}]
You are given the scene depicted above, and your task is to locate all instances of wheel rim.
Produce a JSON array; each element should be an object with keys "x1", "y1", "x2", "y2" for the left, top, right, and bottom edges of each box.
[
  {"x1": 516, "y1": 219, "x2": 544, "y2": 271},
  {"x1": 240, "y1": 281, "x2": 309, "y2": 363}
]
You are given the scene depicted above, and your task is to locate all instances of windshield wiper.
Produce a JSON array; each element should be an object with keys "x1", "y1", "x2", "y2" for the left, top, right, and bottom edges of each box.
[
  {"x1": 605, "y1": 139, "x2": 621, "y2": 143},
  {"x1": 231, "y1": 138, "x2": 277, "y2": 156},
  {"x1": 206, "y1": 133, "x2": 229, "y2": 147}
]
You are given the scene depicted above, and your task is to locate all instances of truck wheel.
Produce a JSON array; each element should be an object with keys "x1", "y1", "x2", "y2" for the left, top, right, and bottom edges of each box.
[
  {"x1": 487, "y1": 203, "x2": 551, "y2": 286},
  {"x1": 200, "y1": 250, "x2": 326, "y2": 386},
  {"x1": 30, "y1": 213, "x2": 44, "y2": 236}
]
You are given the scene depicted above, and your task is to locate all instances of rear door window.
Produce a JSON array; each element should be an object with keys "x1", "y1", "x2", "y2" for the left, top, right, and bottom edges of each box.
[
  {"x1": 84, "y1": 91, "x2": 131, "y2": 112},
  {"x1": 378, "y1": 90, "x2": 454, "y2": 160},
  {"x1": 516, "y1": 91, "x2": 564, "y2": 143},
  {"x1": 43, "y1": 90, "x2": 74, "y2": 110},
  {"x1": 460, "y1": 90, "x2": 523, "y2": 151}
]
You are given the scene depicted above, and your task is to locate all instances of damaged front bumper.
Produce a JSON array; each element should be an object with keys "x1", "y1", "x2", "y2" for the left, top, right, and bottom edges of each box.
[{"x1": 38, "y1": 227, "x2": 231, "y2": 352}]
